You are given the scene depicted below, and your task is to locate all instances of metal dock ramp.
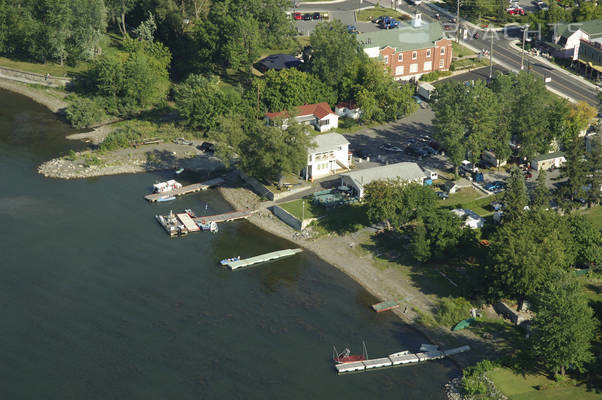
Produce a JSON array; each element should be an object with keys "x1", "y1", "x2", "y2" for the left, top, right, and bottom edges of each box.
[{"x1": 225, "y1": 248, "x2": 303, "y2": 270}]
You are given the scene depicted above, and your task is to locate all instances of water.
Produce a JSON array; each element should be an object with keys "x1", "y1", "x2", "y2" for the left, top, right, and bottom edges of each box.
[{"x1": 0, "y1": 89, "x2": 456, "y2": 399}]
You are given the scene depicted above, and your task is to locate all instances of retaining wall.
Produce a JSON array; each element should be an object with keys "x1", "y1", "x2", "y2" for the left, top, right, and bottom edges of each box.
[{"x1": 271, "y1": 205, "x2": 315, "y2": 231}]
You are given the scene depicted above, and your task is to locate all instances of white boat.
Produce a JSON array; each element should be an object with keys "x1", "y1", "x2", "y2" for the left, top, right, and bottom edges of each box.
[
  {"x1": 153, "y1": 179, "x2": 182, "y2": 193},
  {"x1": 198, "y1": 221, "x2": 218, "y2": 233},
  {"x1": 157, "y1": 196, "x2": 176, "y2": 202}
]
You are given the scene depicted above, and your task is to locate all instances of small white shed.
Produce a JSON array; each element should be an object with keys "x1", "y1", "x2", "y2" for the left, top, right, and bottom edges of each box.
[{"x1": 531, "y1": 151, "x2": 566, "y2": 171}]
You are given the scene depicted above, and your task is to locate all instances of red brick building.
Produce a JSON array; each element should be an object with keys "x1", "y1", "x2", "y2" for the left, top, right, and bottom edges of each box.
[{"x1": 357, "y1": 15, "x2": 452, "y2": 80}]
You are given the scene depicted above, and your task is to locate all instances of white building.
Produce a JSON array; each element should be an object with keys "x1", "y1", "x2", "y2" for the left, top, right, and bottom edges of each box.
[
  {"x1": 335, "y1": 101, "x2": 361, "y2": 120},
  {"x1": 451, "y1": 208, "x2": 485, "y2": 229},
  {"x1": 552, "y1": 19, "x2": 602, "y2": 60},
  {"x1": 266, "y1": 102, "x2": 339, "y2": 133},
  {"x1": 304, "y1": 133, "x2": 351, "y2": 180},
  {"x1": 531, "y1": 151, "x2": 566, "y2": 171},
  {"x1": 340, "y1": 162, "x2": 427, "y2": 198}
]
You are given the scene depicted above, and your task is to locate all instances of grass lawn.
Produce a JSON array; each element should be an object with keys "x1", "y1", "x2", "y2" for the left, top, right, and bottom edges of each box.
[
  {"x1": 452, "y1": 42, "x2": 476, "y2": 58},
  {"x1": 487, "y1": 367, "x2": 602, "y2": 400},
  {"x1": 451, "y1": 57, "x2": 490, "y2": 71},
  {"x1": 578, "y1": 205, "x2": 602, "y2": 230},
  {"x1": 438, "y1": 187, "x2": 495, "y2": 216},
  {"x1": 356, "y1": 7, "x2": 410, "y2": 23},
  {"x1": 0, "y1": 56, "x2": 90, "y2": 77},
  {"x1": 279, "y1": 198, "x2": 324, "y2": 220},
  {"x1": 333, "y1": 117, "x2": 381, "y2": 134}
]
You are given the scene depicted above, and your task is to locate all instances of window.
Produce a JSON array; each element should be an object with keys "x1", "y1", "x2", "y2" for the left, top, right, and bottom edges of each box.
[
  {"x1": 384, "y1": 55, "x2": 389, "y2": 64},
  {"x1": 412, "y1": 51, "x2": 417, "y2": 60},
  {"x1": 439, "y1": 59, "x2": 444, "y2": 68},
  {"x1": 398, "y1": 53, "x2": 403, "y2": 62},
  {"x1": 440, "y1": 47, "x2": 445, "y2": 56},
  {"x1": 409, "y1": 63, "x2": 418, "y2": 73},
  {"x1": 395, "y1": 66, "x2": 404, "y2": 76},
  {"x1": 426, "y1": 49, "x2": 431, "y2": 58},
  {"x1": 423, "y1": 61, "x2": 432, "y2": 71},
  {"x1": 318, "y1": 119, "x2": 329, "y2": 126}
]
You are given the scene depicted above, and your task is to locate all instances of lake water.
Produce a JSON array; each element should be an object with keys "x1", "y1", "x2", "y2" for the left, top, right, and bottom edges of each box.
[{"x1": 0, "y1": 89, "x2": 456, "y2": 399}]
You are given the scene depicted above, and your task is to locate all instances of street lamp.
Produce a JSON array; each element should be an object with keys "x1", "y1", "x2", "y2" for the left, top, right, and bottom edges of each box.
[{"x1": 521, "y1": 24, "x2": 529, "y2": 70}]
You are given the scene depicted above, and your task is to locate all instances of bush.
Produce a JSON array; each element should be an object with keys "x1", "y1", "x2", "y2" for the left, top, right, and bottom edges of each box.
[
  {"x1": 461, "y1": 360, "x2": 497, "y2": 396},
  {"x1": 420, "y1": 70, "x2": 452, "y2": 82},
  {"x1": 435, "y1": 296, "x2": 473, "y2": 327},
  {"x1": 65, "y1": 97, "x2": 106, "y2": 128}
]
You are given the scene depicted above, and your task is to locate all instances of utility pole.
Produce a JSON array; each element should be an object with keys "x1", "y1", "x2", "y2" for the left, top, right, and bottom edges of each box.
[
  {"x1": 520, "y1": 24, "x2": 528, "y2": 70},
  {"x1": 456, "y1": 0, "x2": 460, "y2": 43},
  {"x1": 489, "y1": 29, "x2": 493, "y2": 79}
]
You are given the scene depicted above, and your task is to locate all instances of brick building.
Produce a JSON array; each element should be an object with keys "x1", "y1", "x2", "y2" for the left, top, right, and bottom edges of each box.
[{"x1": 357, "y1": 15, "x2": 452, "y2": 81}]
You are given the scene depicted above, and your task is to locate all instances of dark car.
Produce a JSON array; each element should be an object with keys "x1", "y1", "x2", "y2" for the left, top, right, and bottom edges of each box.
[
  {"x1": 436, "y1": 191, "x2": 449, "y2": 199},
  {"x1": 373, "y1": 16, "x2": 390, "y2": 24},
  {"x1": 312, "y1": 12, "x2": 321, "y2": 20},
  {"x1": 197, "y1": 142, "x2": 215, "y2": 153},
  {"x1": 303, "y1": 13, "x2": 312, "y2": 20}
]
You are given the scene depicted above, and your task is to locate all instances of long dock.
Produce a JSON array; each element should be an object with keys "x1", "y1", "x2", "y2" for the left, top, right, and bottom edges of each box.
[
  {"x1": 224, "y1": 248, "x2": 303, "y2": 270},
  {"x1": 335, "y1": 345, "x2": 470, "y2": 374},
  {"x1": 193, "y1": 209, "x2": 256, "y2": 225},
  {"x1": 144, "y1": 178, "x2": 224, "y2": 202}
]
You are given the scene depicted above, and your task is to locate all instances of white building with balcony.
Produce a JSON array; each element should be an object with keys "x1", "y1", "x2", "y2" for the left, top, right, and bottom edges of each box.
[{"x1": 304, "y1": 133, "x2": 351, "y2": 180}]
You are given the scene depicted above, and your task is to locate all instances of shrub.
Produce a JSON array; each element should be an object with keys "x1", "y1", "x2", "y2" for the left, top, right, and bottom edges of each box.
[
  {"x1": 420, "y1": 70, "x2": 452, "y2": 82},
  {"x1": 461, "y1": 360, "x2": 497, "y2": 396},
  {"x1": 65, "y1": 97, "x2": 106, "y2": 128},
  {"x1": 435, "y1": 296, "x2": 473, "y2": 327}
]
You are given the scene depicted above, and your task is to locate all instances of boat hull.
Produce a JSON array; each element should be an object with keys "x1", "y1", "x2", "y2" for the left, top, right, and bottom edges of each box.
[{"x1": 334, "y1": 355, "x2": 366, "y2": 364}]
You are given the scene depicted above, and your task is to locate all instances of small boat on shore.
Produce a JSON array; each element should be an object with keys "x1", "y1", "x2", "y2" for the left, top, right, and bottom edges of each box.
[
  {"x1": 371, "y1": 299, "x2": 402, "y2": 313},
  {"x1": 175, "y1": 168, "x2": 184, "y2": 174},
  {"x1": 220, "y1": 256, "x2": 240, "y2": 266},
  {"x1": 157, "y1": 196, "x2": 176, "y2": 202},
  {"x1": 333, "y1": 341, "x2": 368, "y2": 364}
]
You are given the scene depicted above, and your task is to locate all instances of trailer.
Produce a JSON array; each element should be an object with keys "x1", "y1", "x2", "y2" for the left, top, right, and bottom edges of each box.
[{"x1": 417, "y1": 82, "x2": 436, "y2": 100}]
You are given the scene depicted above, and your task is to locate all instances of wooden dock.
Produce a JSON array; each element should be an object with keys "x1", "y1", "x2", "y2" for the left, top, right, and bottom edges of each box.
[
  {"x1": 224, "y1": 248, "x2": 303, "y2": 270},
  {"x1": 193, "y1": 209, "x2": 256, "y2": 225},
  {"x1": 144, "y1": 178, "x2": 224, "y2": 202},
  {"x1": 335, "y1": 345, "x2": 470, "y2": 374},
  {"x1": 176, "y1": 213, "x2": 200, "y2": 232}
]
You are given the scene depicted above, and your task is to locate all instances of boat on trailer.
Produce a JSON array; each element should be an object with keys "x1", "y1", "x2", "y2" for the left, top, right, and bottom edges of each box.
[{"x1": 333, "y1": 341, "x2": 368, "y2": 364}]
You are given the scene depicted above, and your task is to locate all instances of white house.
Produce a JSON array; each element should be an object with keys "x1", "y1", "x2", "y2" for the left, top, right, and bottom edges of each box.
[
  {"x1": 340, "y1": 162, "x2": 427, "y2": 198},
  {"x1": 451, "y1": 208, "x2": 485, "y2": 229},
  {"x1": 531, "y1": 151, "x2": 566, "y2": 171},
  {"x1": 266, "y1": 102, "x2": 339, "y2": 132},
  {"x1": 335, "y1": 101, "x2": 361, "y2": 120},
  {"x1": 552, "y1": 19, "x2": 602, "y2": 60},
  {"x1": 304, "y1": 132, "x2": 351, "y2": 180}
]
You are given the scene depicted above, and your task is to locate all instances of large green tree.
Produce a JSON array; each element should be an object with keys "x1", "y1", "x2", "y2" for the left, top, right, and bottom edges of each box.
[
  {"x1": 530, "y1": 169, "x2": 549, "y2": 210},
  {"x1": 414, "y1": 209, "x2": 465, "y2": 262},
  {"x1": 565, "y1": 215, "x2": 602, "y2": 268},
  {"x1": 488, "y1": 209, "x2": 569, "y2": 301},
  {"x1": 531, "y1": 272, "x2": 597, "y2": 376},
  {"x1": 174, "y1": 74, "x2": 242, "y2": 132},
  {"x1": 558, "y1": 137, "x2": 588, "y2": 209},
  {"x1": 503, "y1": 165, "x2": 529, "y2": 221}
]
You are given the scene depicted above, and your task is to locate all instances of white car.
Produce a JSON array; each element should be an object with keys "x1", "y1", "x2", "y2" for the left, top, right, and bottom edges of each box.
[{"x1": 408, "y1": 0, "x2": 423, "y2": 4}]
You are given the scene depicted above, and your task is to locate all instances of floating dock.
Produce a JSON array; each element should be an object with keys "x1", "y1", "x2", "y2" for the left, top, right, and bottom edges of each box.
[
  {"x1": 371, "y1": 299, "x2": 402, "y2": 312},
  {"x1": 144, "y1": 178, "x2": 224, "y2": 202},
  {"x1": 193, "y1": 209, "x2": 256, "y2": 225},
  {"x1": 224, "y1": 248, "x2": 303, "y2": 270},
  {"x1": 155, "y1": 212, "x2": 187, "y2": 237},
  {"x1": 176, "y1": 213, "x2": 200, "y2": 232},
  {"x1": 335, "y1": 345, "x2": 470, "y2": 374}
]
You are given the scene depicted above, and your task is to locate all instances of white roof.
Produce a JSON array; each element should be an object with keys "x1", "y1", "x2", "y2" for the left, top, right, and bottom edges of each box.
[
  {"x1": 451, "y1": 208, "x2": 484, "y2": 229},
  {"x1": 311, "y1": 133, "x2": 349, "y2": 154},
  {"x1": 342, "y1": 162, "x2": 427, "y2": 188}
]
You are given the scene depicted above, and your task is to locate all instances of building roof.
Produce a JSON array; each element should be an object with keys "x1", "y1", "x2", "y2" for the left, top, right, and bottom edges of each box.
[
  {"x1": 342, "y1": 162, "x2": 427, "y2": 188},
  {"x1": 335, "y1": 101, "x2": 359, "y2": 110},
  {"x1": 256, "y1": 53, "x2": 302, "y2": 71},
  {"x1": 558, "y1": 19, "x2": 602, "y2": 40},
  {"x1": 311, "y1": 133, "x2": 350, "y2": 154},
  {"x1": 357, "y1": 20, "x2": 445, "y2": 52},
  {"x1": 266, "y1": 102, "x2": 334, "y2": 120},
  {"x1": 532, "y1": 151, "x2": 566, "y2": 162}
]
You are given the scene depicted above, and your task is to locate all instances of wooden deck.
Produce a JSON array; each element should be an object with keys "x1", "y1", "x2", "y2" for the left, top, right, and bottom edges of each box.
[
  {"x1": 193, "y1": 209, "x2": 256, "y2": 225},
  {"x1": 144, "y1": 178, "x2": 224, "y2": 202},
  {"x1": 176, "y1": 213, "x2": 200, "y2": 232}
]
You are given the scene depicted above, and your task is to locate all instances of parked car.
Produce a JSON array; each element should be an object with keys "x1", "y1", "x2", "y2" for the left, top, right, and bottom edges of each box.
[
  {"x1": 380, "y1": 143, "x2": 403, "y2": 152},
  {"x1": 197, "y1": 142, "x2": 215, "y2": 153},
  {"x1": 436, "y1": 191, "x2": 449, "y2": 199},
  {"x1": 507, "y1": 7, "x2": 525, "y2": 15},
  {"x1": 302, "y1": 13, "x2": 312, "y2": 20},
  {"x1": 312, "y1": 12, "x2": 321, "y2": 20},
  {"x1": 373, "y1": 16, "x2": 390, "y2": 24},
  {"x1": 173, "y1": 137, "x2": 193, "y2": 146},
  {"x1": 524, "y1": 171, "x2": 533, "y2": 179},
  {"x1": 293, "y1": 12, "x2": 302, "y2": 20},
  {"x1": 347, "y1": 25, "x2": 359, "y2": 34},
  {"x1": 379, "y1": 17, "x2": 400, "y2": 29}
]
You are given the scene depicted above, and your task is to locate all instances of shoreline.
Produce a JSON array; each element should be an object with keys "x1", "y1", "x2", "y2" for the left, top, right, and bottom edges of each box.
[
  {"x1": 217, "y1": 179, "x2": 489, "y2": 372},
  {"x1": 0, "y1": 78, "x2": 68, "y2": 113}
]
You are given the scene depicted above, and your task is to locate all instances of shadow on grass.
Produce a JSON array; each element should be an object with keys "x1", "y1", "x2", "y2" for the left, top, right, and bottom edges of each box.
[{"x1": 311, "y1": 204, "x2": 371, "y2": 235}]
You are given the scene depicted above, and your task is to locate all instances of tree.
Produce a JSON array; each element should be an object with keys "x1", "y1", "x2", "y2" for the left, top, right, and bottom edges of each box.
[
  {"x1": 420, "y1": 209, "x2": 465, "y2": 261},
  {"x1": 252, "y1": 68, "x2": 337, "y2": 113},
  {"x1": 488, "y1": 210, "x2": 569, "y2": 301},
  {"x1": 565, "y1": 215, "x2": 602, "y2": 268},
  {"x1": 309, "y1": 20, "x2": 364, "y2": 91},
  {"x1": 546, "y1": 98, "x2": 571, "y2": 148},
  {"x1": 239, "y1": 121, "x2": 313, "y2": 182},
  {"x1": 174, "y1": 74, "x2": 242, "y2": 132},
  {"x1": 43, "y1": 0, "x2": 73, "y2": 66},
  {"x1": 208, "y1": 112, "x2": 247, "y2": 167},
  {"x1": 411, "y1": 218, "x2": 431, "y2": 262},
  {"x1": 222, "y1": 16, "x2": 261, "y2": 71},
  {"x1": 503, "y1": 165, "x2": 528, "y2": 221},
  {"x1": 558, "y1": 137, "x2": 588, "y2": 209},
  {"x1": 133, "y1": 11, "x2": 157, "y2": 41},
  {"x1": 530, "y1": 169, "x2": 549, "y2": 209},
  {"x1": 530, "y1": 271, "x2": 597, "y2": 376},
  {"x1": 364, "y1": 180, "x2": 437, "y2": 229},
  {"x1": 107, "y1": 0, "x2": 137, "y2": 37},
  {"x1": 586, "y1": 137, "x2": 602, "y2": 205}
]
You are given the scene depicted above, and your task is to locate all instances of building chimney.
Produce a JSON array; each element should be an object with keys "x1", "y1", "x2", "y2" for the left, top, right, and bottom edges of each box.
[{"x1": 413, "y1": 13, "x2": 422, "y2": 28}]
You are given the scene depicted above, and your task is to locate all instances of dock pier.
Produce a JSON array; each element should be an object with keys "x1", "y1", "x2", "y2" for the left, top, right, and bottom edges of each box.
[
  {"x1": 155, "y1": 209, "x2": 256, "y2": 237},
  {"x1": 193, "y1": 209, "x2": 256, "y2": 225},
  {"x1": 224, "y1": 248, "x2": 303, "y2": 270},
  {"x1": 145, "y1": 178, "x2": 224, "y2": 202},
  {"x1": 335, "y1": 345, "x2": 470, "y2": 374}
]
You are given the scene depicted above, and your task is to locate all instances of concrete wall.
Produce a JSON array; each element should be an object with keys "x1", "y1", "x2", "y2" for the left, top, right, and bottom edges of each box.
[
  {"x1": 0, "y1": 66, "x2": 71, "y2": 87},
  {"x1": 238, "y1": 169, "x2": 312, "y2": 202},
  {"x1": 271, "y1": 205, "x2": 315, "y2": 231}
]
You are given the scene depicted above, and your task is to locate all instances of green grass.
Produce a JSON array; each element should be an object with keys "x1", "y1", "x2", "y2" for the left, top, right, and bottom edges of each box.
[
  {"x1": 333, "y1": 117, "x2": 382, "y2": 134},
  {"x1": 0, "y1": 56, "x2": 90, "y2": 77},
  {"x1": 437, "y1": 187, "x2": 495, "y2": 216},
  {"x1": 452, "y1": 42, "x2": 476, "y2": 58},
  {"x1": 451, "y1": 57, "x2": 490, "y2": 71},
  {"x1": 356, "y1": 7, "x2": 410, "y2": 23},
  {"x1": 279, "y1": 198, "x2": 324, "y2": 220},
  {"x1": 487, "y1": 367, "x2": 602, "y2": 400},
  {"x1": 578, "y1": 205, "x2": 602, "y2": 230}
]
